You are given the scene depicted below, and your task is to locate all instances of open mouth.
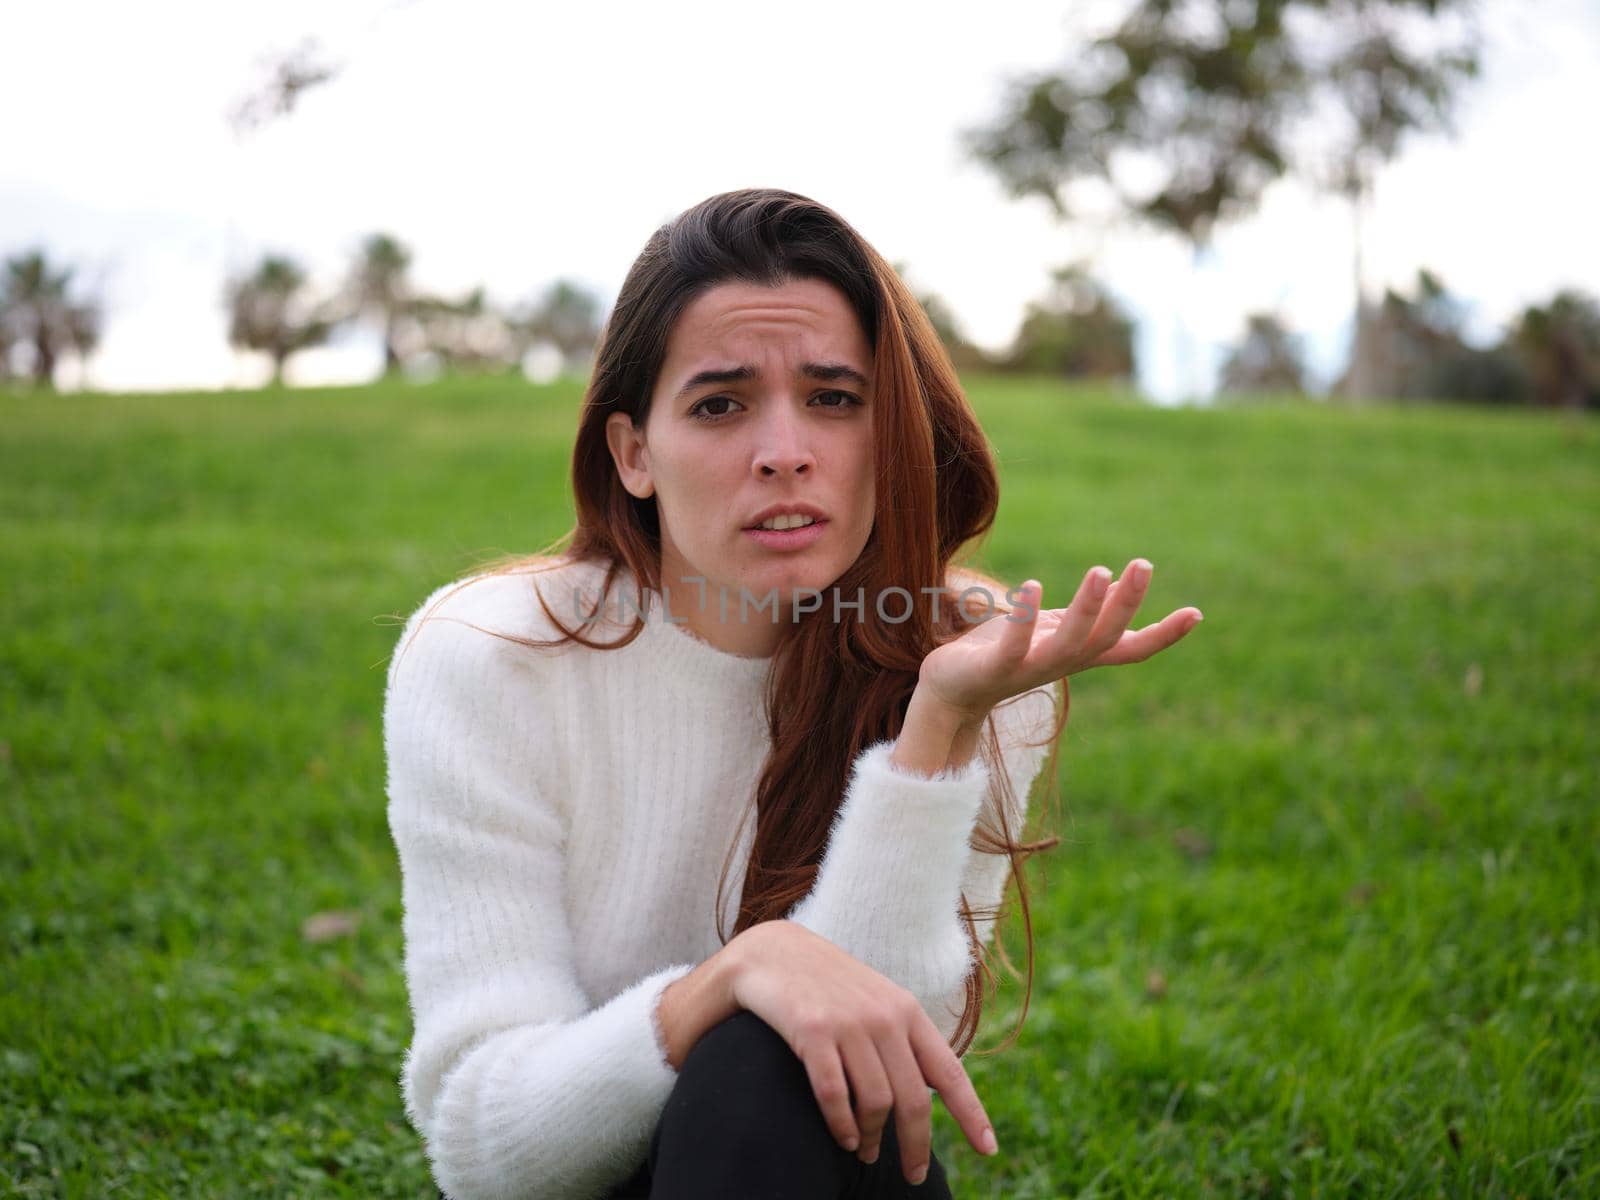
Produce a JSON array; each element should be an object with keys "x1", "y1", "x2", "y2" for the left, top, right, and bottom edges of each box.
[{"x1": 743, "y1": 517, "x2": 828, "y2": 548}]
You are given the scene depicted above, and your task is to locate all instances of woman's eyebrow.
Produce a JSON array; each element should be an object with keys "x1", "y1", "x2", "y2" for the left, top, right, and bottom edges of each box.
[{"x1": 674, "y1": 361, "x2": 870, "y2": 400}]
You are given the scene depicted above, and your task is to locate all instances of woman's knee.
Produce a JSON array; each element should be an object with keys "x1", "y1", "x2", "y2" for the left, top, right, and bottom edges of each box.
[
  {"x1": 677, "y1": 1010, "x2": 816, "y2": 1116},
  {"x1": 657, "y1": 1012, "x2": 829, "y2": 1142},
  {"x1": 650, "y1": 1011, "x2": 841, "y2": 1192}
]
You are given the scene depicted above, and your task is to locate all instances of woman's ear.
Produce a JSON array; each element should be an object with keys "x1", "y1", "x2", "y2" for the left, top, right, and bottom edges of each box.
[{"x1": 605, "y1": 411, "x2": 655, "y2": 499}]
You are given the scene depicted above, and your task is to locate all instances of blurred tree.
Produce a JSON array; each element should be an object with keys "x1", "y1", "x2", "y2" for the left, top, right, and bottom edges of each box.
[
  {"x1": 1309, "y1": 1, "x2": 1482, "y2": 401},
  {"x1": 1002, "y1": 263, "x2": 1137, "y2": 380},
  {"x1": 0, "y1": 307, "x2": 12, "y2": 384},
  {"x1": 966, "y1": 2, "x2": 1300, "y2": 245},
  {"x1": 1508, "y1": 290, "x2": 1600, "y2": 411},
  {"x1": 227, "y1": 37, "x2": 341, "y2": 137},
  {"x1": 344, "y1": 233, "x2": 414, "y2": 376},
  {"x1": 410, "y1": 286, "x2": 514, "y2": 373},
  {"x1": 1333, "y1": 268, "x2": 1522, "y2": 402},
  {"x1": 916, "y1": 289, "x2": 994, "y2": 372},
  {"x1": 890, "y1": 258, "x2": 992, "y2": 372},
  {"x1": 0, "y1": 249, "x2": 104, "y2": 388},
  {"x1": 509, "y1": 280, "x2": 604, "y2": 376},
  {"x1": 1219, "y1": 312, "x2": 1309, "y2": 394},
  {"x1": 964, "y1": 0, "x2": 1481, "y2": 402},
  {"x1": 224, "y1": 254, "x2": 337, "y2": 386}
]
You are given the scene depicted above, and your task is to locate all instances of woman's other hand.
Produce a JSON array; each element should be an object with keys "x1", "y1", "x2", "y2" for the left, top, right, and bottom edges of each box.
[
  {"x1": 726, "y1": 919, "x2": 999, "y2": 1186},
  {"x1": 920, "y1": 559, "x2": 1203, "y2": 721}
]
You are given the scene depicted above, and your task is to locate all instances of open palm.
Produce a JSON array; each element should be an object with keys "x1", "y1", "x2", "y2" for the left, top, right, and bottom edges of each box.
[{"x1": 920, "y1": 558, "x2": 1203, "y2": 719}]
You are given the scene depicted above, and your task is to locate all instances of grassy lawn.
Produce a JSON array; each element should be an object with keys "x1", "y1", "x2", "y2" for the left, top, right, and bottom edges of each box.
[{"x1": 3, "y1": 373, "x2": 1595, "y2": 1197}]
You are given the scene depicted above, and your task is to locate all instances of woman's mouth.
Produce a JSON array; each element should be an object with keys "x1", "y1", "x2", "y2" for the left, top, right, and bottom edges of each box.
[{"x1": 743, "y1": 517, "x2": 828, "y2": 550}]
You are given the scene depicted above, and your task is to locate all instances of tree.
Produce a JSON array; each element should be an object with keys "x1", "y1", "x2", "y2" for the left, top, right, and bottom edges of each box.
[
  {"x1": 1304, "y1": 0, "x2": 1481, "y2": 401},
  {"x1": 0, "y1": 307, "x2": 13, "y2": 384},
  {"x1": 1332, "y1": 268, "x2": 1522, "y2": 403},
  {"x1": 916, "y1": 289, "x2": 993, "y2": 373},
  {"x1": 224, "y1": 254, "x2": 337, "y2": 386},
  {"x1": 1002, "y1": 263, "x2": 1137, "y2": 380},
  {"x1": 0, "y1": 249, "x2": 104, "y2": 388},
  {"x1": 1219, "y1": 312, "x2": 1309, "y2": 394},
  {"x1": 964, "y1": 0, "x2": 1482, "y2": 402},
  {"x1": 509, "y1": 280, "x2": 604, "y2": 376},
  {"x1": 227, "y1": 37, "x2": 341, "y2": 137},
  {"x1": 890, "y1": 259, "x2": 992, "y2": 372},
  {"x1": 410, "y1": 286, "x2": 514, "y2": 373},
  {"x1": 1509, "y1": 290, "x2": 1600, "y2": 411},
  {"x1": 344, "y1": 233, "x2": 414, "y2": 376}
]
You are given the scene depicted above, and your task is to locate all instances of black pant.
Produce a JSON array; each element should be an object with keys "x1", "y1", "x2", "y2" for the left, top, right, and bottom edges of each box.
[
  {"x1": 432, "y1": 1011, "x2": 954, "y2": 1199},
  {"x1": 604, "y1": 1009, "x2": 954, "y2": 1199}
]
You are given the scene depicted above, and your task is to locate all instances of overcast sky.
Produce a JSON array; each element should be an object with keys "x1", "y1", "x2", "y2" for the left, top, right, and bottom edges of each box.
[{"x1": 4, "y1": 0, "x2": 1597, "y2": 403}]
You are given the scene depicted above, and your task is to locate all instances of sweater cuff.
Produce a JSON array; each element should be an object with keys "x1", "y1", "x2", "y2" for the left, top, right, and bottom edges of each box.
[
  {"x1": 785, "y1": 739, "x2": 991, "y2": 995},
  {"x1": 609, "y1": 961, "x2": 700, "y2": 1095}
]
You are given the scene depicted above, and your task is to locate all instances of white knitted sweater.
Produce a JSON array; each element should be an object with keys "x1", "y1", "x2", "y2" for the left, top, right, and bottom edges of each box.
[{"x1": 382, "y1": 556, "x2": 1058, "y2": 1200}]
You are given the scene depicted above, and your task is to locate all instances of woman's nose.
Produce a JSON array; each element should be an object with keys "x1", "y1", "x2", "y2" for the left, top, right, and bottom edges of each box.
[{"x1": 752, "y1": 403, "x2": 815, "y2": 475}]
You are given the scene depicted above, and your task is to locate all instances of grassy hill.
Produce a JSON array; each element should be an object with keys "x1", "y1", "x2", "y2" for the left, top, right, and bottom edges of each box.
[{"x1": 3, "y1": 374, "x2": 1595, "y2": 1196}]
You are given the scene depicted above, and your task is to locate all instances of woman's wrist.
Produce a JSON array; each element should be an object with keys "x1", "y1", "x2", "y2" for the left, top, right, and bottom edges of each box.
[
  {"x1": 656, "y1": 945, "x2": 744, "y2": 1071},
  {"x1": 891, "y1": 683, "x2": 988, "y2": 777}
]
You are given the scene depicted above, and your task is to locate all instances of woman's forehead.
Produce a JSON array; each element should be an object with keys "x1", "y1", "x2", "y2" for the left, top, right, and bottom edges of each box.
[{"x1": 664, "y1": 280, "x2": 869, "y2": 375}]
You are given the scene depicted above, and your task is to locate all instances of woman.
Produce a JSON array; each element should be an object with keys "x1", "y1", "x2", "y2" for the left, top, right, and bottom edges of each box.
[{"x1": 383, "y1": 188, "x2": 1202, "y2": 1200}]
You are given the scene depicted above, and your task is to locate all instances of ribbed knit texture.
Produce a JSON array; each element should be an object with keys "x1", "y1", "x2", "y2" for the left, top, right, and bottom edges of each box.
[{"x1": 383, "y1": 557, "x2": 1058, "y2": 1200}]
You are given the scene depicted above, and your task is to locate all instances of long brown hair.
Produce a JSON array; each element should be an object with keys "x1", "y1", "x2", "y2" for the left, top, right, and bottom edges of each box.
[{"x1": 394, "y1": 187, "x2": 1068, "y2": 1056}]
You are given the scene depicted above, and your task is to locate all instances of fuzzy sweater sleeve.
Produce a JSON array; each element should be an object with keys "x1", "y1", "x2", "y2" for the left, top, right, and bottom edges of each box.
[
  {"x1": 384, "y1": 591, "x2": 694, "y2": 1200},
  {"x1": 784, "y1": 684, "x2": 1060, "y2": 1041}
]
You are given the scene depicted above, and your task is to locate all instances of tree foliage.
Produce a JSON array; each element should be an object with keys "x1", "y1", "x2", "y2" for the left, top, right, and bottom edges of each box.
[
  {"x1": 1219, "y1": 312, "x2": 1309, "y2": 394},
  {"x1": 1510, "y1": 290, "x2": 1600, "y2": 411},
  {"x1": 508, "y1": 279, "x2": 604, "y2": 375},
  {"x1": 1332, "y1": 268, "x2": 1522, "y2": 402},
  {"x1": 1002, "y1": 263, "x2": 1138, "y2": 380},
  {"x1": 0, "y1": 249, "x2": 103, "y2": 388},
  {"x1": 223, "y1": 255, "x2": 337, "y2": 386},
  {"x1": 342, "y1": 233, "x2": 414, "y2": 376},
  {"x1": 964, "y1": 0, "x2": 1480, "y2": 251}
]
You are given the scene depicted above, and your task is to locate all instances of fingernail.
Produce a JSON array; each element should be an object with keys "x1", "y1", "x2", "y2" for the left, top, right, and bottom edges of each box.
[
  {"x1": 910, "y1": 1164, "x2": 929, "y2": 1185},
  {"x1": 843, "y1": 1136, "x2": 858, "y2": 1152},
  {"x1": 1194, "y1": 611, "x2": 1204, "y2": 622},
  {"x1": 981, "y1": 1127, "x2": 998, "y2": 1155}
]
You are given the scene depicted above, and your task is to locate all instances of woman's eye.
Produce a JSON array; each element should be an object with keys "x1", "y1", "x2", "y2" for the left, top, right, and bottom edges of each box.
[
  {"x1": 689, "y1": 395, "x2": 742, "y2": 421},
  {"x1": 689, "y1": 391, "x2": 863, "y2": 422},
  {"x1": 814, "y1": 390, "x2": 862, "y2": 410}
]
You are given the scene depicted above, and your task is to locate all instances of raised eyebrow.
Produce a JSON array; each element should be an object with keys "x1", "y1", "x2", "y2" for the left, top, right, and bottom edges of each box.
[{"x1": 674, "y1": 361, "x2": 870, "y2": 401}]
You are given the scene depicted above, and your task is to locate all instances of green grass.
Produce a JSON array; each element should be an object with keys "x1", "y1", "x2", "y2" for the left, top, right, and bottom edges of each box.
[{"x1": 3, "y1": 373, "x2": 1595, "y2": 1197}]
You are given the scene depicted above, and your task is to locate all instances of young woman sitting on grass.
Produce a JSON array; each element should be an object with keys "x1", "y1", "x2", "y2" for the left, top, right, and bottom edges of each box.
[{"x1": 382, "y1": 187, "x2": 1203, "y2": 1200}]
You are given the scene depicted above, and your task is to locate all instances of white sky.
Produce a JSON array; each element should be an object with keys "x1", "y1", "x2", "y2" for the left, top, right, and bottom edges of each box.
[{"x1": 3, "y1": 0, "x2": 1597, "y2": 403}]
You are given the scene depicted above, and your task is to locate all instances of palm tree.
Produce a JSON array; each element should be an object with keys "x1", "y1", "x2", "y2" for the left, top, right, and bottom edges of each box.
[
  {"x1": 510, "y1": 279, "x2": 603, "y2": 376},
  {"x1": 224, "y1": 254, "x2": 336, "y2": 386},
  {"x1": 1, "y1": 249, "x2": 103, "y2": 388},
  {"x1": 346, "y1": 233, "x2": 412, "y2": 375}
]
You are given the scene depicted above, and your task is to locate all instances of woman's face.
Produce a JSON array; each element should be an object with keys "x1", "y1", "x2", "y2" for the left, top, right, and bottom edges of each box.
[{"x1": 606, "y1": 276, "x2": 877, "y2": 647}]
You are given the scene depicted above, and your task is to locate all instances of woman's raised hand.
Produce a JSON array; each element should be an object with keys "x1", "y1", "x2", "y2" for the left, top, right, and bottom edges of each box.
[
  {"x1": 919, "y1": 559, "x2": 1203, "y2": 720},
  {"x1": 728, "y1": 920, "x2": 999, "y2": 1186}
]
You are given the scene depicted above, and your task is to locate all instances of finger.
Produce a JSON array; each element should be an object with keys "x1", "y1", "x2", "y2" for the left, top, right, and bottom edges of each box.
[
  {"x1": 840, "y1": 1028, "x2": 896, "y2": 1166},
  {"x1": 798, "y1": 1040, "x2": 861, "y2": 1154},
  {"x1": 1046, "y1": 565, "x2": 1112, "y2": 658},
  {"x1": 907, "y1": 1015, "x2": 997, "y2": 1158},
  {"x1": 997, "y1": 579, "x2": 1041, "y2": 661},
  {"x1": 874, "y1": 1025, "x2": 935, "y2": 1186},
  {"x1": 1083, "y1": 558, "x2": 1150, "y2": 657},
  {"x1": 1091, "y1": 608, "x2": 1203, "y2": 667}
]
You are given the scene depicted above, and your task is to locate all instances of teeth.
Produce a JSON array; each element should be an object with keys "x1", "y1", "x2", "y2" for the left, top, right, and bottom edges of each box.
[{"x1": 758, "y1": 514, "x2": 817, "y2": 531}]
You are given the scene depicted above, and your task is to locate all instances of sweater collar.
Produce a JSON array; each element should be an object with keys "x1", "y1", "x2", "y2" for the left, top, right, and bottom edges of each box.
[{"x1": 629, "y1": 578, "x2": 776, "y2": 693}]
